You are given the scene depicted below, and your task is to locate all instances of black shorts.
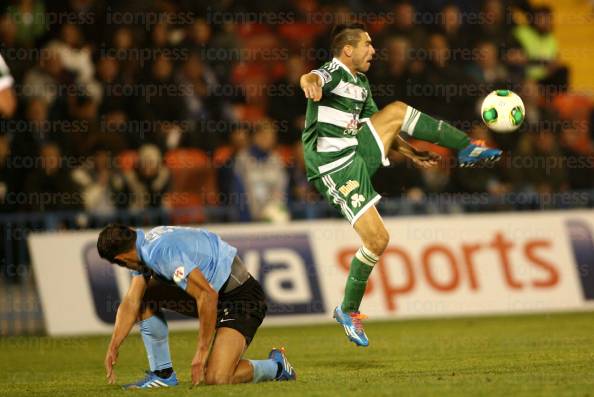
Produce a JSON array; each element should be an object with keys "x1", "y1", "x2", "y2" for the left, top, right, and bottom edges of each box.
[{"x1": 141, "y1": 272, "x2": 267, "y2": 345}]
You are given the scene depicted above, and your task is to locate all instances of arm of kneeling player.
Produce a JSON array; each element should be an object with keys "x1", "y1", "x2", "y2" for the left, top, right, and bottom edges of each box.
[
  {"x1": 185, "y1": 268, "x2": 218, "y2": 385},
  {"x1": 105, "y1": 275, "x2": 147, "y2": 383}
]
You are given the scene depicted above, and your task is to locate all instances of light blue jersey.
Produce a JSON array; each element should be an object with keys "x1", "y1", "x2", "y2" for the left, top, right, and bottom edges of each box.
[{"x1": 133, "y1": 226, "x2": 237, "y2": 291}]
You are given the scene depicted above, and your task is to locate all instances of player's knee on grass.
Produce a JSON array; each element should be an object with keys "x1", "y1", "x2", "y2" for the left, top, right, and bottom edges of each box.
[{"x1": 205, "y1": 368, "x2": 233, "y2": 385}]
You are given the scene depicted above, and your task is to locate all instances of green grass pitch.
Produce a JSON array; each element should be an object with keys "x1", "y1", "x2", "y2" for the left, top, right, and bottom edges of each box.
[{"x1": 1, "y1": 312, "x2": 594, "y2": 396}]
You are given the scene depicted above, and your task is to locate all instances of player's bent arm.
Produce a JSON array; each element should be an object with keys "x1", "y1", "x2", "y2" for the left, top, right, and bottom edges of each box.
[
  {"x1": 109, "y1": 275, "x2": 147, "y2": 350},
  {"x1": 185, "y1": 268, "x2": 218, "y2": 384},
  {"x1": 300, "y1": 72, "x2": 322, "y2": 101}
]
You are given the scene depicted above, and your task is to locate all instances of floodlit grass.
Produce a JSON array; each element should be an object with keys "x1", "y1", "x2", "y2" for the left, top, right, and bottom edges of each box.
[{"x1": 2, "y1": 312, "x2": 594, "y2": 396}]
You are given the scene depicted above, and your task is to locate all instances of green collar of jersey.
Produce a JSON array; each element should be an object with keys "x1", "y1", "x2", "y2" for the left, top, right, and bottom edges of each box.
[{"x1": 332, "y1": 57, "x2": 357, "y2": 82}]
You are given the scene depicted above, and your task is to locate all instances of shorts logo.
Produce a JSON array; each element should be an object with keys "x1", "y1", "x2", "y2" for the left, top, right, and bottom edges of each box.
[
  {"x1": 351, "y1": 193, "x2": 365, "y2": 208},
  {"x1": 173, "y1": 266, "x2": 185, "y2": 283},
  {"x1": 338, "y1": 180, "x2": 360, "y2": 197}
]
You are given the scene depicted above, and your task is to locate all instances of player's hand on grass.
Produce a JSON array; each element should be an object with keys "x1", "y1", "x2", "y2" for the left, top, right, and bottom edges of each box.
[
  {"x1": 190, "y1": 352, "x2": 207, "y2": 386},
  {"x1": 104, "y1": 347, "x2": 119, "y2": 384},
  {"x1": 300, "y1": 73, "x2": 322, "y2": 102}
]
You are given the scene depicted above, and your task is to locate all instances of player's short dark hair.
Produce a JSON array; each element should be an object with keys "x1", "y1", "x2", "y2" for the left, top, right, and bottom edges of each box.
[
  {"x1": 97, "y1": 223, "x2": 137, "y2": 263},
  {"x1": 330, "y1": 22, "x2": 367, "y2": 57}
]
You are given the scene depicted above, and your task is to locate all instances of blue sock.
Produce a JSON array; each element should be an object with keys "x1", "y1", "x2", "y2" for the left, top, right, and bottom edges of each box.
[
  {"x1": 249, "y1": 359, "x2": 279, "y2": 383},
  {"x1": 139, "y1": 313, "x2": 172, "y2": 372}
]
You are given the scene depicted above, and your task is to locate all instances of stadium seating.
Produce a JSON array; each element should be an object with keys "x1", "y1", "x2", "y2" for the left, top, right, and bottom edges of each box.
[
  {"x1": 164, "y1": 148, "x2": 217, "y2": 224},
  {"x1": 117, "y1": 150, "x2": 139, "y2": 171}
]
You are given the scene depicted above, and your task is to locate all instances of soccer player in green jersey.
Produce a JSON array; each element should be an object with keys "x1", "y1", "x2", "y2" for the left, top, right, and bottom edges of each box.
[{"x1": 300, "y1": 23, "x2": 502, "y2": 347}]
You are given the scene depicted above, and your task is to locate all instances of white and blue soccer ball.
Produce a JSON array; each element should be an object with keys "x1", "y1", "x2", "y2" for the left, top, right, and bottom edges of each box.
[{"x1": 481, "y1": 89, "x2": 525, "y2": 133}]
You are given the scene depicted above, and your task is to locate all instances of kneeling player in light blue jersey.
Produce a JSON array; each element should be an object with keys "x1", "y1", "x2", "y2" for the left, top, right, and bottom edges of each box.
[{"x1": 97, "y1": 224, "x2": 296, "y2": 388}]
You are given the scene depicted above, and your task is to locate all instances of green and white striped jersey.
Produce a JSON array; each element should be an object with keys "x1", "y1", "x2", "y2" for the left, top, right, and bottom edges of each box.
[
  {"x1": 0, "y1": 54, "x2": 14, "y2": 91},
  {"x1": 302, "y1": 57, "x2": 378, "y2": 180}
]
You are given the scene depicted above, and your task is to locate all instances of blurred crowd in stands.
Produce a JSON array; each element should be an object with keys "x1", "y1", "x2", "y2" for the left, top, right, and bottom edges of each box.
[{"x1": 0, "y1": 0, "x2": 593, "y2": 224}]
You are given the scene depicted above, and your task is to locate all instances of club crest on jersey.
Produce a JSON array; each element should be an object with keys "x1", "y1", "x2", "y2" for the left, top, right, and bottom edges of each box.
[{"x1": 173, "y1": 266, "x2": 185, "y2": 283}]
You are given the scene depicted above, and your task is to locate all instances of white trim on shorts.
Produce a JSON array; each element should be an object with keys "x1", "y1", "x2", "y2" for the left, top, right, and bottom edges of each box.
[
  {"x1": 321, "y1": 174, "x2": 355, "y2": 222},
  {"x1": 351, "y1": 194, "x2": 382, "y2": 226},
  {"x1": 318, "y1": 151, "x2": 355, "y2": 174},
  {"x1": 360, "y1": 118, "x2": 390, "y2": 167}
]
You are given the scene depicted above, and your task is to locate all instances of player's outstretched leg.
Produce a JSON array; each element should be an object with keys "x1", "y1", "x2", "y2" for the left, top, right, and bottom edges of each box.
[
  {"x1": 123, "y1": 312, "x2": 178, "y2": 389},
  {"x1": 399, "y1": 104, "x2": 502, "y2": 167},
  {"x1": 370, "y1": 101, "x2": 502, "y2": 167}
]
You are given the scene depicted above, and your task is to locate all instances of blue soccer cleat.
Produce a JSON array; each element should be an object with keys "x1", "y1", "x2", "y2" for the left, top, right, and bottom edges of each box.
[
  {"x1": 333, "y1": 306, "x2": 369, "y2": 347},
  {"x1": 122, "y1": 370, "x2": 179, "y2": 389},
  {"x1": 269, "y1": 348, "x2": 296, "y2": 381},
  {"x1": 457, "y1": 140, "x2": 502, "y2": 168}
]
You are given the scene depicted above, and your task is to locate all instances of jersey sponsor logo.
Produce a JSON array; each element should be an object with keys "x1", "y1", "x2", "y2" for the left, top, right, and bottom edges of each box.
[
  {"x1": 344, "y1": 118, "x2": 359, "y2": 136},
  {"x1": 338, "y1": 180, "x2": 360, "y2": 197},
  {"x1": 344, "y1": 104, "x2": 362, "y2": 136},
  {"x1": 173, "y1": 266, "x2": 185, "y2": 283},
  {"x1": 224, "y1": 233, "x2": 325, "y2": 316}
]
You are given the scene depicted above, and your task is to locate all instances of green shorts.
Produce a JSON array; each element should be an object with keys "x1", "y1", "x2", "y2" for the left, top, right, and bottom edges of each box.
[{"x1": 311, "y1": 118, "x2": 388, "y2": 225}]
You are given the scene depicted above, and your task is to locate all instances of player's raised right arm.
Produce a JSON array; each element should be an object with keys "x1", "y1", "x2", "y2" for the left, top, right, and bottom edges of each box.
[
  {"x1": 300, "y1": 72, "x2": 323, "y2": 102},
  {"x1": 104, "y1": 275, "x2": 147, "y2": 384}
]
